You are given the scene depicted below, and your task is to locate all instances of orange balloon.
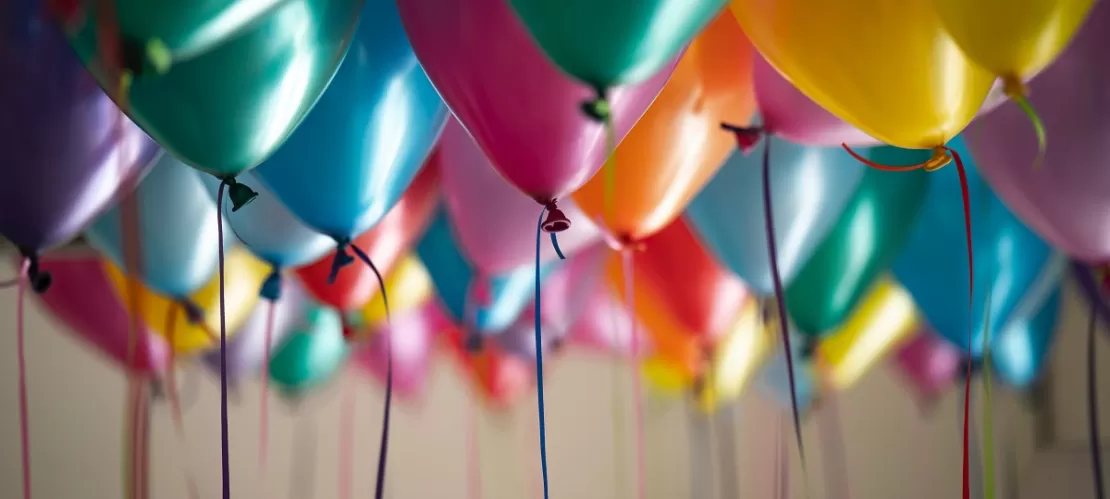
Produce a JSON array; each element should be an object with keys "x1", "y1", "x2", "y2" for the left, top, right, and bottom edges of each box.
[{"x1": 573, "y1": 13, "x2": 756, "y2": 241}]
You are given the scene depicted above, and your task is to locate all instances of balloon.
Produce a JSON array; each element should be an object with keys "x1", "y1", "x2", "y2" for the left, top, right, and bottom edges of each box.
[
  {"x1": 269, "y1": 306, "x2": 347, "y2": 393},
  {"x1": 358, "y1": 257, "x2": 435, "y2": 332},
  {"x1": 442, "y1": 329, "x2": 533, "y2": 409},
  {"x1": 816, "y1": 276, "x2": 919, "y2": 390},
  {"x1": 397, "y1": 0, "x2": 674, "y2": 206},
  {"x1": 85, "y1": 154, "x2": 226, "y2": 297},
  {"x1": 35, "y1": 257, "x2": 168, "y2": 373},
  {"x1": 642, "y1": 357, "x2": 697, "y2": 397},
  {"x1": 0, "y1": 0, "x2": 159, "y2": 254},
  {"x1": 296, "y1": 165, "x2": 439, "y2": 311},
  {"x1": 438, "y1": 121, "x2": 600, "y2": 275},
  {"x1": 893, "y1": 330, "x2": 963, "y2": 400},
  {"x1": 572, "y1": 13, "x2": 756, "y2": 241},
  {"x1": 495, "y1": 318, "x2": 568, "y2": 363},
  {"x1": 686, "y1": 140, "x2": 866, "y2": 295},
  {"x1": 354, "y1": 302, "x2": 450, "y2": 401},
  {"x1": 198, "y1": 172, "x2": 333, "y2": 276},
  {"x1": 508, "y1": 0, "x2": 724, "y2": 90},
  {"x1": 64, "y1": 0, "x2": 363, "y2": 179},
  {"x1": 698, "y1": 300, "x2": 773, "y2": 412},
  {"x1": 967, "y1": 1, "x2": 1110, "y2": 262},
  {"x1": 992, "y1": 288, "x2": 1061, "y2": 388},
  {"x1": 891, "y1": 138, "x2": 1064, "y2": 356},
  {"x1": 103, "y1": 247, "x2": 269, "y2": 354},
  {"x1": 759, "y1": 333, "x2": 815, "y2": 413},
  {"x1": 201, "y1": 280, "x2": 310, "y2": 382},
  {"x1": 785, "y1": 159, "x2": 928, "y2": 337},
  {"x1": 729, "y1": 0, "x2": 994, "y2": 149},
  {"x1": 254, "y1": 0, "x2": 448, "y2": 239},
  {"x1": 416, "y1": 210, "x2": 554, "y2": 334},
  {"x1": 753, "y1": 56, "x2": 876, "y2": 147},
  {"x1": 636, "y1": 218, "x2": 748, "y2": 339}
]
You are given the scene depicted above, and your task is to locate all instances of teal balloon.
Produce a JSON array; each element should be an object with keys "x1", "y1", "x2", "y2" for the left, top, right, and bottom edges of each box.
[
  {"x1": 269, "y1": 306, "x2": 347, "y2": 392},
  {"x1": 892, "y1": 137, "x2": 1062, "y2": 356},
  {"x1": 686, "y1": 137, "x2": 866, "y2": 295},
  {"x1": 85, "y1": 153, "x2": 230, "y2": 297},
  {"x1": 254, "y1": 0, "x2": 448, "y2": 239},
  {"x1": 507, "y1": 0, "x2": 725, "y2": 88},
  {"x1": 992, "y1": 289, "x2": 1060, "y2": 388},
  {"x1": 416, "y1": 210, "x2": 555, "y2": 334},
  {"x1": 66, "y1": 0, "x2": 365, "y2": 177}
]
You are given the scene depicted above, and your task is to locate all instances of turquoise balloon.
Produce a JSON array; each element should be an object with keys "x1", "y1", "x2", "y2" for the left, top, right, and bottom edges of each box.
[
  {"x1": 269, "y1": 306, "x2": 347, "y2": 392},
  {"x1": 66, "y1": 0, "x2": 365, "y2": 177},
  {"x1": 416, "y1": 210, "x2": 555, "y2": 334},
  {"x1": 892, "y1": 137, "x2": 1063, "y2": 357},
  {"x1": 85, "y1": 153, "x2": 230, "y2": 297},
  {"x1": 992, "y1": 289, "x2": 1060, "y2": 388},
  {"x1": 254, "y1": 0, "x2": 448, "y2": 239},
  {"x1": 507, "y1": 0, "x2": 726, "y2": 89}
]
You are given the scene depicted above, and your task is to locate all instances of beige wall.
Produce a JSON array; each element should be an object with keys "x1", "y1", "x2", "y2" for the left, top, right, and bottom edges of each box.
[{"x1": 4, "y1": 278, "x2": 1104, "y2": 499}]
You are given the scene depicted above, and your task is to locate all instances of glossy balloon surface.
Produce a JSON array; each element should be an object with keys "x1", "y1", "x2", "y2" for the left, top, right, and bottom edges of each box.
[
  {"x1": 269, "y1": 306, "x2": 347, "y2": 392},
  {"x1": 753, "y1": 56, "x2": 876, "y2": 147},
  {"x1": 992, "y1": 289, "x2": 1060, "y2": 387}
]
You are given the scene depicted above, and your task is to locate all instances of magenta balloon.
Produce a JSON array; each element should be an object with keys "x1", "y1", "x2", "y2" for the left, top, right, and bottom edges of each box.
[
  {"x1": 34, "y1": 257, "x2": 168, "y2": 373},
  {"x1": 440, "y1": 121, "x2": 601, "y2": 274},
  {"x1": 893, "y1": 331, "x2": 961, "y2": 399},
  {"x1": 354, "y1": 302, "x2": 449, "y2": 401},
  {"x1": 754, "y1": 56, "x2": 877, "y2": 147},
  {"x1": 397, "y1": 0, "x2": 675, "y2": 203},
  {"x1": 968, "y1": 1, "x2": 1110, "y2": 261}
]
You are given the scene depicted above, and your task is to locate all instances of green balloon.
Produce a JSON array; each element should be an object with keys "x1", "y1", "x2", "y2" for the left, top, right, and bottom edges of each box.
[
  {"x1": 507, "y1": 0, "x2": 726, "y2": 90},
  {"x1": 784, "y1": 147, "x2": 930, "y2": 337},
  {"x1": 66, "y1": 0, "x2": 364, "y2": 177},
  {"x1": 269, "y1": 306, "x2": 348, "y2": 392}
]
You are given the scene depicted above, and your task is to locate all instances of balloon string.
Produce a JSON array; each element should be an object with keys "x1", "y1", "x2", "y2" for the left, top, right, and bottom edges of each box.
[
  {"x1": 164, "y1": 307, "x2": 201, "y2": 499},
  {"x1": 338, "y1": 379, "x2": 356, "y2": 499},
  {"x1": 289, "y1": 405, "x2": 318, "y2": 499},
  {"x1": 139, "y1": 383, "x2": 152, "y2": 499},
  {"x1": 1002, "y1": 77, "x2": 1046, "y2": 170},
  {"x1": 1089, "y1": 298, "x2": 1107, "y2": 499},
  {"x1": 602, "y1": 113, "x2": 617, "y2": 226},
  {"x1": 781, "y1": 415, "x2": 791, "y2": 499},
  {"x1": 610, "y1": 307, "x2": 627, "y2": 499},
  {"x1": 467, "y1": 397, "x2": 482, "y2": 499},
  {"x1": 817, "y1": 389, "x2": 850, "y2": 499},
  {"x1": 216, "y1": 181, "x2": 232, "y2": 499},
  {"x1": 15, "y1": 259, "x2": 31, "y2": 499},
  {"x1": 347, "y1": 243, "x2": 392, "y2": 499},
  {"x1": 123, "y1": 378, "x2": 138, "y2": 499},
  {"x1": 260, "y1": 299, "x2": 277, "y2": 474},
  {"x1": 620, "y1": 250, "x2": 645, "y2": 499},
  {"x1": 981, "y1": 286, "x2": 996, "y2": 499},
  {"x1": 759, "y1": 136, "x2": 807, "y2": 469},
  {"x1": 534, "y1": 207, "x2": 552, "y2": 499}
]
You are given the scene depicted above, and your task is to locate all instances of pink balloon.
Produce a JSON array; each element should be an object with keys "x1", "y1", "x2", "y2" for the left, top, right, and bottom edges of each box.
[
  {"x1": 968, "y1": 0, "x2": 1110, "y2": 261},
  {"x1": 440, "y1": 120, "x2": 601, "y2": 274},
  {"x1": 754, "y1": 56, "x2": 877, "y2": 147},
  {"x1": 397, "y1": 0, "x2": 675, "y2": 206},
  {"x1": 893, "y1": 331, "x2": 962, "y2": 399},
  {"x1": 34, "y1": 257, "x2": 169, "y2": 374},
  {"x1": 353, "y1": 302, "x2": 451, "y2": 401}
]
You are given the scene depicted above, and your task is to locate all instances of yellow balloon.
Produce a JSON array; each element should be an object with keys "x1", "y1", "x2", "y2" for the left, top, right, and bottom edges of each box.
[
  {"x1": 730, "y1": 0, "x2": 995, "y2": 149},
  {"x1": 359, "y1": 256, "x2": 434, "y2": 329},
  {"x1": 103, "y1": 247, "x2": 270, "y2": 355},
  {"x1": 935, "y1": 0, "x2": 1094, "y2": 80},
  {"x1": 697, "y1": 300, "x2": 773, "y2": 413},
  {"x1": 816, "y1": 275, "x2": 919, "y2": 390},
  {"x1": 642, "y1": 357, "x2": 695, "y2": 397}
]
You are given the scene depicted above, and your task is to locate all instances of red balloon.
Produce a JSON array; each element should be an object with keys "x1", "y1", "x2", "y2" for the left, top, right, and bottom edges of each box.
[
  {"x1": 296, "y1": 162, "x2": 440, "y2": 310},
  {"x1": 442, "y1": 329, "x2": 533, "y2": 410},
  {"x1": 635, "y1": 218, "x2": 749, "y2": 340}
]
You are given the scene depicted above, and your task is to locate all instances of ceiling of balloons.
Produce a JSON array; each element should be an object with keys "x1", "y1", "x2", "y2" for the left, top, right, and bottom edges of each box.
[{"x1": 2, "y1": 0, "x2": 1106, "y2": 497}]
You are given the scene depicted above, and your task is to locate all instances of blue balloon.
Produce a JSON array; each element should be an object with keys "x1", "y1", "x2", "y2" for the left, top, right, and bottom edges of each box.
[
  {"x1": 992, "y1": 288, "x2": 1060, "y2": 388},
  {"x1": 417, "y1": 210, "x2": 555, "y2": 334},
  {"x1": 759, "y1": 333, "x2": 815, "y2": 412},
  {"x1": 892, "y1": 137, "x2": 1061, "y2": 356},
  {"x1": 198, "y1": 172, "x2": 333, "y2": 270},
  {"x1": 686, "y1": 136, "x2": 866, "y2": 295},
  {"x1": 254, "y1": 0, "x2": 449, "y2": 240},
  {"x1": 86, "y1": 154, "x2": 229, "y2": 297}
]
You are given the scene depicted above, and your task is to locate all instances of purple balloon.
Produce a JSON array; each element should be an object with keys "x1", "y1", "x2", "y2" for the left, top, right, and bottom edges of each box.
[
  {"x1": 968, "y1": 1, "x2": 1110, "y2": 261},
  {"x1": 202, "y1": 280, "x2": 309, "y2": 381},
  {"x1": 34, "y1": 256, "x2": 168, "y2": 373},
  {"x1": 0, "y1": 0, "x2": 159, "y2": 252},
  {"x1": 893, "y1": 331, "x2": 962, "y2": 399},
  {"x1": 353, "y1": 302, "x2": 448, "y2": 401}
]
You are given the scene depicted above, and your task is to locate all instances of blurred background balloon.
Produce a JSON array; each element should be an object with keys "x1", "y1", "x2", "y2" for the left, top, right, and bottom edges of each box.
[
  {"x1": 968, "y1": 1, "x2": 1110, "y2": 262},
  {"x1": 35, "y1": 257, "x2": 168, "y2": 373},
  {"x1": 64, "y1": 0, "x2": 363, "y2": 180},
  {"x1": 686, "y1": 139, "x2": 866, "y2": 295},
  {"x1": 296, "y1": 166, "x2": 440, "y2": 311},
  {"x1": 785, "y1": 160, "x2": 927, "y2": 337},
  {"x1": 991, "y1": 288, "x2": 1061, "y2": 388},
  {"x1": 892, "y1": 330, "x2": 963, "y2": 401},
  {"x1": 438, "y1": 121, "x2": 600, "y2": 275},
  {"x1": 892, "y1": 138, "x2": 1061, "y2": 356},
  {"x1": 355, "y1": 302, "x2": 450, "y2": 402},
  {"x1": 759, "y1": 331, "x2": 816, "y2": 413},
  {"x1": 752, "y1": 56, "x2": 876, "y2": 147},
  {"x1": 0, "y1": 0, "x2": 159, "y2": 254},
  {"x1": 572, "y1": 12, "x2": 756, "y2": 241},
  {"x1": 495, "y1": 316, "x2": 568, "y2": 363},
  {"x1": 103, "y1": 247, "x2": 269, "y2": 354},
  {"x1": 86, "y1": 155, "x2": 226, "y2": 298},
  {"x1": 269, "y1": 306, "x2": 347, "y2": 394},
  {"x1": 357, "y1": 257, "x2": 436, "y2": 335},
  {"x1": 442, "y1": 329, "x2": 533, "y2": 409},
  {"x1": 397, "y1": 0, "x2": 673, "y2": 206},
  {"x1": 697, "y1": 300, "x2": 772, "y2": 412},
  {"x1": 254, "y1": 0, "x2": 447, "y2": 240},
  {"x1": 202, "y1": 280, "x2": 310, "y2": 382}
]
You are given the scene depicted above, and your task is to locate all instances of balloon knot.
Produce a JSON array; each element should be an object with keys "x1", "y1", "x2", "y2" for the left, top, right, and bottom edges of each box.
[
  {"x1": 541, "y1": 200, "x2": 571, "y2": 233},
  {"x1": 1002, "y1": 76, "x2": 1029, "y2": 100},
  {"x1": 180, "y1": 299, "x2": 205, "y2": 324},
  {"x1": 721, "y1": 122, "x2": 764, "y2": 155},
  {"x1": 800, "y1": 338, "x2": 819, "y2": 360},
  {"x1": 341, "y1": 324, "x2": 358, "y2": 343},
  {"x1": 327, "y1": 240, "x2": 355, "y2": 285},
  {"x1": 956, "y1": 357, "x2": 984, "y2": 381},
  {"x1": 471, "y1": 276, "x2": 492, "y2": 306},
  {"x1": 119, "y1": 36, "x2": 173, "y2": 77},
  {"x1": 580, "y1": 88, "x2": 611, "y2": 123},
  {"x1": 19, "y1": 250, "x2": 52, "y2": 294},
  {"x1": 464, "y1": 333, "x2": 485, "y2": 354},
  {"x1": 691, "y1": 375, "x2": 707, "y2": 398},
  {"x1": 221, "y1": 177, "x2": 258, "y2": 212},
  {"x1": 550, "y1": 337, "x2": 566, "y2": 354},
  {"x1": 260, "y1": 269, "x2": 282, "y2": 301}
]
